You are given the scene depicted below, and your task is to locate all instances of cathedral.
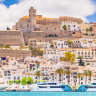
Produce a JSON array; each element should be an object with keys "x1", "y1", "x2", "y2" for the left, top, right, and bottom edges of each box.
[{"x1": 12, "y1": 7, "x2": 83, "y2": 37}]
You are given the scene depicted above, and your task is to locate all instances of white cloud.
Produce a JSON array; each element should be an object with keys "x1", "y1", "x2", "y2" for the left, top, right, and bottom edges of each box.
[{"x1": 0, "y1": 0, "x2": 95, "y2": 29}]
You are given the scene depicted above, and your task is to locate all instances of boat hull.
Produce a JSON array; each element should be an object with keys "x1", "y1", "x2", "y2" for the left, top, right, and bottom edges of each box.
[
  {"x1": 77, "y1": 85, "x2": 96, "y2": 92},
  {"x1": 31, "y1": 84, "x2": 72, "y2": 92},
  {"x1": 31, "y1": 88, "x2": 64, "y2": 92},
  {"x1": 0, "y1": 87, "x2": 8, "y2": 91}
]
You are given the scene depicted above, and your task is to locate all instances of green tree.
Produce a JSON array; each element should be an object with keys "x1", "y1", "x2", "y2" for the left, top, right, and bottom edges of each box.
[
  {"x1": 89, "y1": 27, "x2": 93, "y2": 32},
  {"x1": 77, "y1": 56, "x2": 82, "y2": 59},
  {"x1": 62, "y1": 51, "x2": 76, "y2": 64},
  {"x1": 0, "y1": 44, "x2": 4, "y2": 49},
  {"x1": 86, "y1": 63, "x2": 90, "y2": 66},
  {"x1": 31, "y1": 48, "x2": 43, "y2": 57},
  {"x1": 9, "y1": 80, "x2": 14, "y2": 85},
  {"x1": 15, "y1": 80, "x2": 21, "y2": 84},
  {"x1": 84, "y1": 70, "x2": 88, "y2": 84},
  {"x1": 88, "y1": 70, "x2": 92, "y2": 82},
  {"x1": 21, "y1": 77, "x2": 27, "y2": 85},
  {"x1": 6, "y1": 27, "x2": 10, "y2": 30},
  {"x1": 77, "y1": 73, "x2": 82, "y2": 84},
  {"x1": 35, "y1": 70, "x2": 41, "y2": 81},
  {"x1": 27, "y1": 77, "x2": 34, "y2": 85},
  {"x1": 62, "y1": 25, "x2": 67, "y2": 31},
  {"x1": 56, "y1": 69, "x2": 64, "y2": 83},
  {"x1": 65, "y1": 69, "x2": 71, "y2": 84},
  {"x1": 19, "y1": 46, "x2": 24, "y2": 50},
  {"x1": 4, "y1": 44, "x2": 10, "y2": 48},
  {"x1": 67, "y1": 40, "x2": 73, "y2": 47},
  {"x1": 78, "y1": 58, "x2": 84, "y2": 66}
]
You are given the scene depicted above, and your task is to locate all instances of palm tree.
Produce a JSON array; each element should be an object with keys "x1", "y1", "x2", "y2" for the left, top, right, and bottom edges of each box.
[
  {"x1": 88, "y1": 70, "x2": 92, "y2": 82},
  {"x1": 35, "y1": 70, "x2": 41, "y2": 82},
  {"x1": 84, "y1": 70, "x2": 88, "y2": 84},
  {"x1": 56, "y1": 69, "x2": 64, "y2": 83},
  {"x1": 77, "y1": 73, "x2": 82, "y2": 84},
  {"x1": 65, "y1": 69, "x2": 71, "y2": 84}
]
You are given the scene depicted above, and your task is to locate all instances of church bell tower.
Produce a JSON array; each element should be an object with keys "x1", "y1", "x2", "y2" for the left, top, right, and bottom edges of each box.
[{"x1": 29, "y1": 7, "x2": 36, "y2": 31}]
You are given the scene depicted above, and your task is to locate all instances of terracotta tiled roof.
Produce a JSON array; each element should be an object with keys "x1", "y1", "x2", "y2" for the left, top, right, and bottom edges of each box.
[
  {"x1": 20, "y1": 16, "x2": 29, "y2": 20},
  {"x1": 20, "y1": 15, "x2": 57, "y2": 20}
]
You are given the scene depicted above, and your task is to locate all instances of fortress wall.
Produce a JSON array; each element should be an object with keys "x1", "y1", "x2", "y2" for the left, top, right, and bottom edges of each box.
[
  {"x1": 23, "y1": 31, "x2": 45, "y2": 45},
  {"x1": 0, "y1": 49, "x2": 31, "y2": 59},
  {"x1": 0, "y1": 30, "x2": 24, "y2": 46},
  {"x1": 39, "y1": 24, "x2": 60, "y2": 36}
]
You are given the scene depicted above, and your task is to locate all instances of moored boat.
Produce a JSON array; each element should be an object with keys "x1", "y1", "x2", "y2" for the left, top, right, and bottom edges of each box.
[
  {"x1": 31, "y1": 82, "x2": 72, "y2": 92},
  {"x1": 0, "y1": 84, "x2": 9, "y2": 91},
  {"x1": 77, "y1": 83, "x2": 96, "y2": 92}
]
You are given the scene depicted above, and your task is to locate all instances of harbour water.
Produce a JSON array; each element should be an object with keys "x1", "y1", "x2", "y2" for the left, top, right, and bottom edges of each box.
[{"x1": 0, "y1": 92, "x2": 95, "y2": 96}]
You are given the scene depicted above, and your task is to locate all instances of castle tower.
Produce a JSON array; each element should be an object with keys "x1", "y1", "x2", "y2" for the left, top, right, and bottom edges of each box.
[{"x1": 29, "y1": 7, "x2": 36, "y2": 31}]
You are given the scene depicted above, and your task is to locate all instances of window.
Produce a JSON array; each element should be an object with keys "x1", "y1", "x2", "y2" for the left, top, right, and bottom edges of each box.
[
  {"x1": 14, "y1": 77, "x2": 16, "y2": 81},
  {"x1": 46, "y1": 27, "x2": 48, "y2": 30},
  {"x1": 33, "y1": 14, "x2": 35, "y2": 17},
  {"x1": 17, "y1": 77, "x2": 20, "y2": 80},
  {"x1": 20, "y1": 24, "x2": 22, "y2": 27},
  {"x1": 50, "y1": 86, "x2": 65, "y2": 88},
  {"x1": 27, "y1": 24, "x2": 29, "y2": 27},
  {"x1": 33, "y1": 11, "x2": 35, "y2": 13}
]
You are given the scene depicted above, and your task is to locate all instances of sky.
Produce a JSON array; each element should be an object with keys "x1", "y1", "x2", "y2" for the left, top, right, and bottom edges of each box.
[{"x1": 0, "y1": 0, "x2": 96, "y2": 29}]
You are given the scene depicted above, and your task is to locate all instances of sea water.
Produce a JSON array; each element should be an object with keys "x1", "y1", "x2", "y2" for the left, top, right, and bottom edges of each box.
[{"x1": 0, "y1": 92, "x2": 95, "y2": 96}]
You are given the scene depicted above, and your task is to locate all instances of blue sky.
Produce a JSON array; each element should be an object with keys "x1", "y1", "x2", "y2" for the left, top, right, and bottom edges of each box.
[
  {"x1": 86, "y1": 0, "x2": 96, "y2": 23},
  {"x1": 1, "y1": 0, "x2": 96, "y2": 23},
  {"x1": 2, "y1": 0, "x2": 19, "y2": 7},
  {"x1": 0, "y1": 0, "x2": 96, "y2": 29}
]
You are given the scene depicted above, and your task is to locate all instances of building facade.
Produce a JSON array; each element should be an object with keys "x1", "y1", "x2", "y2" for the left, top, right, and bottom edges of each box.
[{"x1": 12, "y1": 7, "x2": 84, "y2": 37}]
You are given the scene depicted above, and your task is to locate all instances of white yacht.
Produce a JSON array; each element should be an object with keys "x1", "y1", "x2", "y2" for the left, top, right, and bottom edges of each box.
[
  {"x1": 31, "y1": 82, "x2": 72, "y2": 92},
  {"x1": 78, "y1": 83, "x2": 96, "y2": 92},
  {"x1": 0, "y1": 84, "x2": 9, "y2": 91}
]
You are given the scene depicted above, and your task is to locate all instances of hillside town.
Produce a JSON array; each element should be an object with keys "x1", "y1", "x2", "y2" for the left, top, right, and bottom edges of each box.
[{"x1": 0, "y1": 7, "x2": 96, "y2": 89}]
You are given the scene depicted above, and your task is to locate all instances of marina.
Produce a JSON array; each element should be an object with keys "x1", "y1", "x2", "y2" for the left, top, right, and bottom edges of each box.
[
  {"x1": 31, "y1": 82, "x2": 72, "y2": 92},
  {"x1": 1, "y1": 82, "x2": 96, "y2": 92}
]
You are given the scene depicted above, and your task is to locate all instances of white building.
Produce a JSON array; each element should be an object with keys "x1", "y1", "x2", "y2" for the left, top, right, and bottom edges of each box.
[
  {"x1": 61, "y1": 21, "x2": 80, "y2": 31},
  {"x1": 79, "y1": 38, "x2": 96, "y2": 48},
  {"x1": 53, "y1": 39, "x2": 69, "y2": 49}
]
